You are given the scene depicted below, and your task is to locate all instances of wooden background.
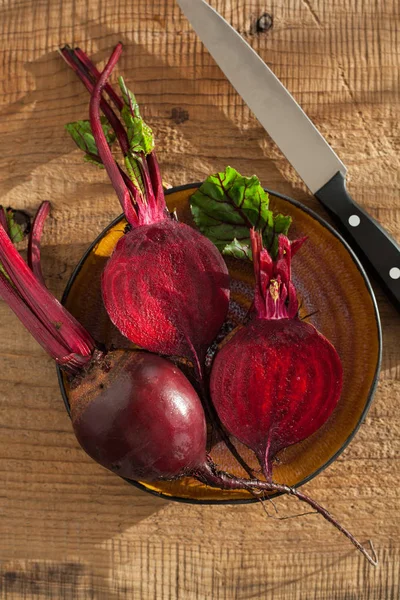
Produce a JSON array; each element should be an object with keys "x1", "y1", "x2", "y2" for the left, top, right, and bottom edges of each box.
[{"x1": 0, "y1": 0, "x2": 399, "y2": 598}]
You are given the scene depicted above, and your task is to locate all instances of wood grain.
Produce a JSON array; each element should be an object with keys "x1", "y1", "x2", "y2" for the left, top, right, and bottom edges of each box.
[{"x1": 0, "y1": 0, "x2": 399, "y2": 598}]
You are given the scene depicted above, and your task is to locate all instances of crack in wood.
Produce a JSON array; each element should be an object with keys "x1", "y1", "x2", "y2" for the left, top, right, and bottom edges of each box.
[{"x1": 301, "y1": 0, "x2": 322, "y2": 27}]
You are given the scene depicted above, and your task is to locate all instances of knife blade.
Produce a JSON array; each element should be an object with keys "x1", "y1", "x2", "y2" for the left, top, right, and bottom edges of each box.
[{"x1": 177, "y1": 0, "x2": 400, "y2": 312}]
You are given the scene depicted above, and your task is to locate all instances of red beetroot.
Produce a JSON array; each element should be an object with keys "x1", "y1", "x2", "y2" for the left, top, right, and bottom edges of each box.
[
  {"x1": 60, "y1": 43, "x2": 230, "y2": 372},
  {"x1": 70, "y1": 351, "x2": 208, "y2": 480},
  {"x1": 210, "y1": 230, "x2": 343, "y2": 479},
  {"x1": 102, "y1": 220, "x2": 230, "y2": 369}
]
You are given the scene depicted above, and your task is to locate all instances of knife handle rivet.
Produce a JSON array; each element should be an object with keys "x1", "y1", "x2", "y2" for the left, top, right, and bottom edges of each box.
[
  {"x1": 389, "y1": 267, "x2": 400, "y2": 280},
  {"x1": 348, "y1": 215, "x2": 361, "y2": 227}
]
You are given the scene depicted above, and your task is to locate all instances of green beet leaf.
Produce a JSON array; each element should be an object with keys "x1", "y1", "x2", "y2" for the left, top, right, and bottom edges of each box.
[
  {"x1": 118, "y1": 77, "x2": 155, "y2": 156},
  {"x1": 65, "y1": 117, "x2": 115, "y2": 166},
  {"x1": 6, "y1": 209, "x2": 24, "y2": 244},
  {"x1": 190, "y1": 166, "x2": 291, "y2": 259}
]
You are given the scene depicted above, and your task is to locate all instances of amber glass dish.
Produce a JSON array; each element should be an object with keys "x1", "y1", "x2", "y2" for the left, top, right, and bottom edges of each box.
[{"x1": 57, "y1": 184, "x2": 382, "y2": 504}]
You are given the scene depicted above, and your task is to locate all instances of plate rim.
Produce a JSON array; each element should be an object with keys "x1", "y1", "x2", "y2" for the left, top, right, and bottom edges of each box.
[{"x1": 57, "y1": 182, "x2": 382, "y2": 505}]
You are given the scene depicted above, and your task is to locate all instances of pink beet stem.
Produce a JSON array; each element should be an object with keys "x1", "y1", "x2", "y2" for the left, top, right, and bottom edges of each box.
[
  {"x1": 119, "y1": 165, "x2": 143, "y2": 206},
  {"x1": 89, "y1": 150, "x2": 142, "y2": 207},
  {"x1": 62, "y1": 44, "x2": 167, "y2": 226},
  {"x1": 60, "y1": 48, "x2": 142, "y2": 209},
  {"x1": 0, "y1": 274, "x2": 91, "y2": 374},
  {"x1": 78, "y1": 149, "x2": 143, "y2": 210},
  {"x1": 132, "y1": 155, "x2": 163, "y2": 224},
  {"x1": 291, "y1": 237, "x2": 307, "y2": 256},
  {"x1": 74, "y1": 47, "x2": 124, "y2": 111},
  {"x1": 0, "y1": 273, "x2": 74, "y2": 365},
  {"x1": 59, "y1": 46, "x2": 129, "y2": 157},
  {"x1": 28, "y1": 201, "x2": 50, "y2": 285},
  {"x1": 117, "y1": 75, "x2": 164, "y2": 222},
  {"x1": 250, "y1": 229, "x2": 264, "y2": 303},
  {"x1": 146, "y1": 151, "x2": 167, "y2": 217},
  {"x1": 136, "y1": 155, "x2": 152, "y2": 206},
  {"x1": 89, "y1": 44, "x2": 139, "y2": 227},
  {"x1": 0, "y1": 223, "x2": 95, "y2": 362},
  {"x1": 71, "y1": 44, "x2": 165, "y2": 217},
  {"x1": 198, "y1": 459, "x2": 378, "y2": 567}
]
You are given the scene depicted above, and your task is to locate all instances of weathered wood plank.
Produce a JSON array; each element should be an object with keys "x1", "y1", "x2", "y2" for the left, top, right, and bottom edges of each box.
[{"x1": 0, "y1": 0, "x2": 398, "y2": 598}]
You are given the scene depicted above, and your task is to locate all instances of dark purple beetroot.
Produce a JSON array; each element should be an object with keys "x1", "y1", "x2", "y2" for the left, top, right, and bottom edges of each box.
[{"x1": 70, "y1": 351, "x2": 207, "y2": 480}]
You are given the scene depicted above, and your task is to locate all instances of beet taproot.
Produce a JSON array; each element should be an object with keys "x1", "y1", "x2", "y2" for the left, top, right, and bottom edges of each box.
[{"x1": 70, "y1": 350, "x2": 207, "y2": 480}]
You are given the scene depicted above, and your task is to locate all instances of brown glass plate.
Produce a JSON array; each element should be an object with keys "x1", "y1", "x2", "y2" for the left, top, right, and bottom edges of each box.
[{"x1": 57, "y1": 184, "x2": 382, "y2": 504}]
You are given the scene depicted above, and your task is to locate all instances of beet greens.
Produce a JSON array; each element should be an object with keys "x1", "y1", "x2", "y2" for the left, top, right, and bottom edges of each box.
[{"x1": 190, "y1": 166, "x2": 292, "y2": 260}]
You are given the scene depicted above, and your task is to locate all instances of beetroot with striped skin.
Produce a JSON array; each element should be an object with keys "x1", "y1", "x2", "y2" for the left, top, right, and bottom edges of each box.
[{"x1": 210, "y1": 230, "x2": 343, "y2": 479}]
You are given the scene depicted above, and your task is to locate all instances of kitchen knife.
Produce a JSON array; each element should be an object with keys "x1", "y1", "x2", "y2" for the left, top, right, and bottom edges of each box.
[{"x1": 177, "y1": 0, "x2": 400, "y2": 312}]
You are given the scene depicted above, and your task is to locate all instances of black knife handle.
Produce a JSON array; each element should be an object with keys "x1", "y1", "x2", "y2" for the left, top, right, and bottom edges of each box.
[{"x1": 315, "y1": 171, "x2": 400, "y2": 312}]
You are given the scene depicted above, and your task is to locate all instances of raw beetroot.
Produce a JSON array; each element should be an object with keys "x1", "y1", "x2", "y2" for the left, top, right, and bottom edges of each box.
[
  {"x1": 70, "y1": 350, "x2": 208, "y2": 481},
  {"x1": 210, "y1": 230, "x2": 343, "y2": 479},
  {"x1": 61, "y1": 43, "x2": 230, "y2": 372},
  {"x1": 102, "y1": 219, "x2": 230, "y2": 370}
]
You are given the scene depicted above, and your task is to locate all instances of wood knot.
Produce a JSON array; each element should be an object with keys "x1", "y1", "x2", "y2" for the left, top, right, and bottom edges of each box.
[
  {"x1": 255, "y1": 13, "x2": 273, "y2": 33},
  {"x1": 170, "y1": 107, "x2": 189, "y2": 125}
]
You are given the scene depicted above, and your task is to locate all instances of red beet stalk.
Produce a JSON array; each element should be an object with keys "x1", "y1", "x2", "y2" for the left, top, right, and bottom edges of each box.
[
  {"x1": 27, "y1": 201, "x2": 50, "y2": 285},
  {"x1": 0, "y1": 223, "x2": 94, "y2": 374},
  {"x1": 74, "y1": 46, "x2": 124, "y2": 110},
  {"x1": 59, "y1": 46, "x2": 129, "y2": 157},
  {"x1": 0, "y1": 206, "x2": 8, "y2": 233}
]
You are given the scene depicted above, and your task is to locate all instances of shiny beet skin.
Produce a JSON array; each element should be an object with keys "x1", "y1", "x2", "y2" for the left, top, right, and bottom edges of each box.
[{"x1": 69, "y1": 351, "x2": 207, "y2": 481}]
